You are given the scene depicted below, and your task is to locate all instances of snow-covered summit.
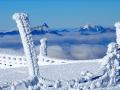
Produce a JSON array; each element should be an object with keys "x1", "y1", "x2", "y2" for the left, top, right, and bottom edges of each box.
[
  {"x1": 83, "y1": 24, "x2": 92, "y2": 29},
  {"x1": 82, "y1": 24, "x2": 106, "y2": 31}
]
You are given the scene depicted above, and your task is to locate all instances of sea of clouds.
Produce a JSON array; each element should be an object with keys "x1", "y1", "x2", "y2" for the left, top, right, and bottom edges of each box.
[{"x1": 0, "y1": 30, "x2": 116, "y2": 60}]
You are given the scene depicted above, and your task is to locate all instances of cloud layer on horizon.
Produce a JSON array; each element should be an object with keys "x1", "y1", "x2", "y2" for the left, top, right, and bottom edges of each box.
[{"x1": 0, "y1": 30, "x2": 116, "y2": 60}]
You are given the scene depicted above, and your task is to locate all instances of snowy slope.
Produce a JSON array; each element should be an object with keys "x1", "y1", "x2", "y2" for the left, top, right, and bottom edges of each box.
[
  {"x1": 0, "y1": 59, "x2": 102, "y2": 82},
  {"x1": 0, "y1": 59, "x2": 119, "y2": 90}
]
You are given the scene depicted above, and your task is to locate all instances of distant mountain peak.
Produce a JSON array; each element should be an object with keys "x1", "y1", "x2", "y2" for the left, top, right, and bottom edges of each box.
[
  {"x1": 42, "y1": 23, "x2": 49, "y2": 28},
  {"x1": 82, "y1": 24, "x2": 105, "y2": 30},
  {"x1": 32, "y1": 22, "x2": 49, "y2": 31},
  {"x1": 83, "y1": 24, "x2": 93, "y2": 29}
]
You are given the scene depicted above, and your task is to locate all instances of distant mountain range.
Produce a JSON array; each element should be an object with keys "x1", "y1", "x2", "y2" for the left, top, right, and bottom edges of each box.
[
  {"x1": 0, "y1": 24, "x2": 115, "y2": 37},
  {"x1": 31, "y1": 23, "x2": 49, "y2": 31}
]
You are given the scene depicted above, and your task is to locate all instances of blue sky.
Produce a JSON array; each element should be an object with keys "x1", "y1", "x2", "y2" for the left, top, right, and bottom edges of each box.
[{"x1": 0, "y1": 0, "x2": 120, "y2": 30}]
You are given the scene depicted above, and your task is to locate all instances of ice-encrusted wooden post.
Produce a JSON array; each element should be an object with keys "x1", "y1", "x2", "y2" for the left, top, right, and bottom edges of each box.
[
  {"x1": 39, "y1": 38, "x2": 47, "y2": 57},
  {"x1": 115, "y1": 22, "x2": 120, "y2": 46},
  {"x1": 12, "y1": 13, "x2": 39, "y2": 77}
]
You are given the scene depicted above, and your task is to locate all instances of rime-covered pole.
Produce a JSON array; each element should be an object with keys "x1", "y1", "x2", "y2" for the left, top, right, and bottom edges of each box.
[
  {"x1": 13, "y1": 13, "x2": 39, "y2": 77},
  {"x1": 40, "y1": 38, "x2": 47, "y2": 56},
  {"x1": 115, "y1": 22, "x2": 120, "y2": 46}
]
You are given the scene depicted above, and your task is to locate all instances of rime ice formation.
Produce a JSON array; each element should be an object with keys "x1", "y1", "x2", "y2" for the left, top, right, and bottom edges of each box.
[
  {"x1": 39, "y1": 38, "x2": 47, "y2": 57},
  {"x1": 100, "y1": 22, "x2": 120, "y2": 87},
  {"x1": 13, "y1": 13, "x2": 40, "y2": 90},
  {"x1": 102, "y1": 43, "x2": 119, "y2": 86},
  {"x1": 13, "y1": 13, "x2": 39, "y2": 77}
]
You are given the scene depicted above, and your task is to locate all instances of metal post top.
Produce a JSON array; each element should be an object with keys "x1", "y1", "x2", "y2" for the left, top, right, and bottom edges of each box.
[{"x1": 12, "y1": 13, "x2": 28, "y2": 20}]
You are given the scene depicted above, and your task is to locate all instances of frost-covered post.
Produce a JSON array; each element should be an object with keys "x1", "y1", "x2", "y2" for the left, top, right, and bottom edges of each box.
[
  {"x1": 13, "y1": 13, "x2": 39, "y2": 77},
  {"x1": 115, "y1": 22, "x2": 120, "y2": 46},
  {"x1": 39, "y1": 38, "x2": 47, "y2": 57},
  {"x1": 11, "y1": 84, "x2": 16, "y2": 90}
]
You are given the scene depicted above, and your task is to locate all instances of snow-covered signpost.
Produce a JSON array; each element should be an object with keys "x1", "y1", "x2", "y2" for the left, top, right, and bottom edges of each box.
[
  {"x1": 13, "y1": 13, "x2": 39, "y2": 90},
  {"x1": 39, "y1": 38, "x2": 47, "y2": 57}
]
